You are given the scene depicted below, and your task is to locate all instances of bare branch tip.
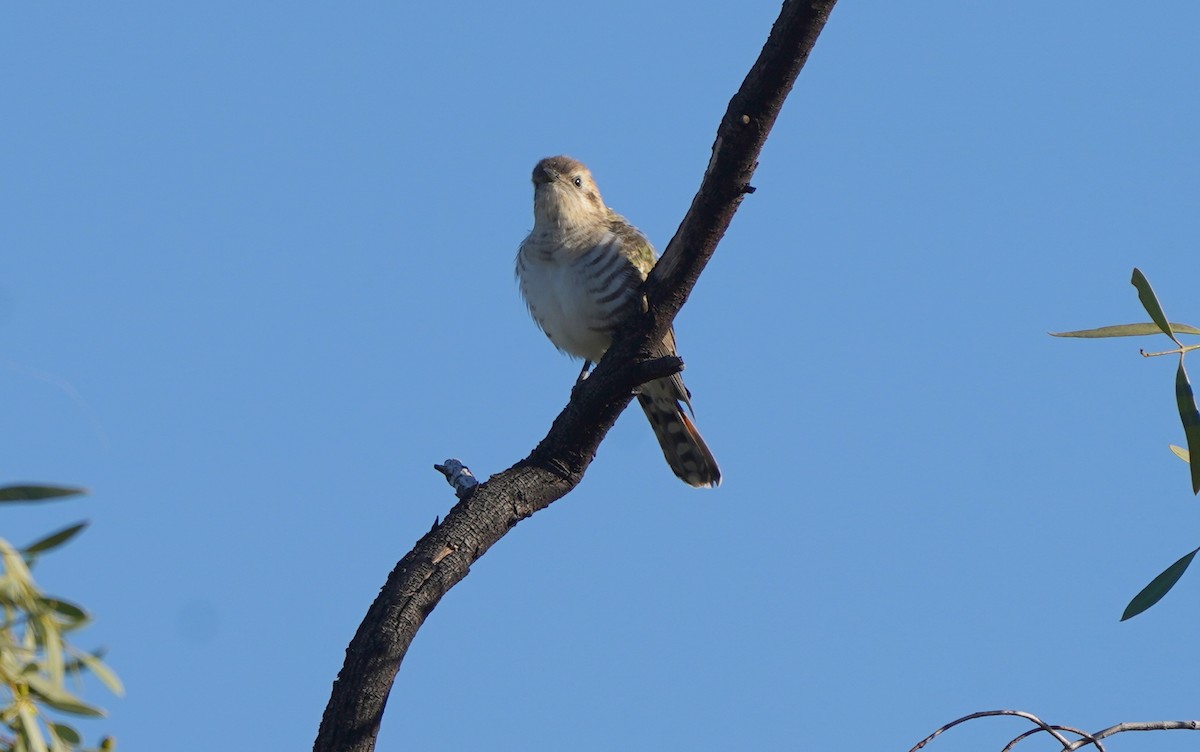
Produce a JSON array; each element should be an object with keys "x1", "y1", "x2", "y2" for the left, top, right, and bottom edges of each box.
[{"x1": 1142, "y1": 346, "x2": 1185, "y2": 358}]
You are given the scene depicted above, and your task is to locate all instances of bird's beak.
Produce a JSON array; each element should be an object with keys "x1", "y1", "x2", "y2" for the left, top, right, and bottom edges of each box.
[{"x1": 533, "y1": 163, "x2": 558, "y2": 186}]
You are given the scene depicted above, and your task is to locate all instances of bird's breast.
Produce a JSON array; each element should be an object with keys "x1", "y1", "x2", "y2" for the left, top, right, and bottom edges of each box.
[{"x1": 518, "y1": 235, "x2": 640, "y2": 362}]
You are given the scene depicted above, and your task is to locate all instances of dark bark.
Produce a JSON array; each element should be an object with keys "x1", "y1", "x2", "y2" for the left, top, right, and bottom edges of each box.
[{"x1": 313, "y1": 2, "x2": 837, "y2": 750}]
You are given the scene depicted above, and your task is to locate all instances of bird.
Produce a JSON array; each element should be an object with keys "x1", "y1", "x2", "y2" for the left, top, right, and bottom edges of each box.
[{"x1": 515, "y1": 155, "x2": 721, "y2": 487}]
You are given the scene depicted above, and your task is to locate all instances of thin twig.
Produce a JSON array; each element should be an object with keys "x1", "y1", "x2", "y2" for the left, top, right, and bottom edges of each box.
[
  {"x1": 1001, "y1": 725, "x2": 1102, "y2": 752},
  {"x1": 1140, "y1": 343, "x2": 1200, "y2": 357},
  {"x1": 911, "y1": 711, "x2": 1200, "y2": 752},
  {"x1": 908, "y1": 710, "x2": 1075, "y2": 752},
  {"x1": 1067, "y1": 720, "x2": 1200, "y2": 750}
]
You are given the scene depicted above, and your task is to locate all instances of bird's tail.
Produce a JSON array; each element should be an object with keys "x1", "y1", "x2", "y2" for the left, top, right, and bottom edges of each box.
[{"x1": 637, "y1": 376, "x2": 721, "y2": 488}]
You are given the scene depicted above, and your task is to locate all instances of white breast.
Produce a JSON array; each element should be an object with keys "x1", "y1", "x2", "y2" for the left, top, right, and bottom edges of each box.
[{"x1": 517, "y1": 232, "x2": 630, "y2": 363}]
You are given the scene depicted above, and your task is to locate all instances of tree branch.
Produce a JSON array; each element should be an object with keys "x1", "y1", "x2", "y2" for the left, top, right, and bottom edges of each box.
[
  {"x1": 909, "y1": 709, "x2": 1200, "y2": 752},
  {"x1": 313, "y1": 3, "x2": 837, "y2": 750},
  {"x1": 1067, "y1": 720, "x2": 1200, "y2": 750}
]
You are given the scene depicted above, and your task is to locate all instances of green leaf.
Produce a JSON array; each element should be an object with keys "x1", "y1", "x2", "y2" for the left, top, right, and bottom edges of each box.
[
  {"x1": 1170, "y1": 444, "x2": 1191, "y2": 463},
  {"x1": 0, "y1": 486, "x2": 86, "y2": 504},
  {"x1": 1121, "y1": 546, "x2": 1199, "y2": 620},
  {"x1": 72, "y1": 650, "x2": 124, "y2": 697},
  {"x1": 37, "y1": 613, "x2": 65, "y2": 684},
  {"x1": 1177, "y1": 359, "x2": 1200, "y2": 494},
  {"x1": 49, "y1": 723, "x2": 81, "y2": 745},
  {"x1": 40, "y1": 597, "x2": 89, "y2": 625},
  {"x1": 63, "y1": 645, "x2": 108, "y2": 669},
  {"x1": 1130, "y1": 268, "x2": 1181, "y2": 346},
  {"x1": 25, "y1": 673, "x2": 105, "y2": 717},
  {"x1": 23, "y1": 522, "x2": 89, "y2": 557},
  {"x1": 1050, "y1": 322, "x2": 1200, "y2": 338}
]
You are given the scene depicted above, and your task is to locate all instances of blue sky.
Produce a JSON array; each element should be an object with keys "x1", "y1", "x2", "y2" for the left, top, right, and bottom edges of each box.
[{"x1": 4, "y1": 2, "x2": 1199, "y2": 750}]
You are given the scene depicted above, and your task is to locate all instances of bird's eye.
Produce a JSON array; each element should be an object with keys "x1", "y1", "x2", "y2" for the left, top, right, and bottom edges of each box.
[{"x1": 573, "y1": 176, "x2": 583, "y2": 187}]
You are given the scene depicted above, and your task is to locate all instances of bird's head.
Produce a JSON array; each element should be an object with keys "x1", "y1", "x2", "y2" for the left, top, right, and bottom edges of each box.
[{"x1": 531, "y1": 156, "x2": 608, "y2": 230}]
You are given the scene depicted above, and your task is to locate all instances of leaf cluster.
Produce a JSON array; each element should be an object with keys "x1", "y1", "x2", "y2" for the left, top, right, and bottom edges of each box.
[
  {"x1": 1052, "y1": 269, "x2": 1200, "y2": 619},
  {"x1": 0, "y1": 486, "x2": 121, "y2": 752}
]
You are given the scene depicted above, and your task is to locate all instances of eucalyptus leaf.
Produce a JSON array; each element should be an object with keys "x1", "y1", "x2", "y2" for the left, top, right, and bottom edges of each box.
[
  {"x1": 38, "y1": 613, "x2": 65, "y2": 684},
  {"x1": 72, "y1": 650, "x2": 125, "y2": 696},
  {"x1": 1130, "y1": 268, "x2": 1181, "y2": 345},
  {"x1": 50, "y1": 723, "x2": 82, "y2": 745},
  {"x1": 1176, "y1": 359, "x2": 1200, "y2": 494},
  {"x1": 1050, "y1": 322, "x2": 1200, "y2": 338},
  {"x1": 1121, "y1": 546, "x2": 1199, "y2": 620},
  {"x1": 25, "y1": 672, "x2": 105, "y2": 717},
  {"x1": 0, "y1": 485, "x2": 86, "y2": 504},
  {"x1": 41, "y1": 597, "x2": 89, "y2": 625},
  {"x1": 23, "y1": 522, "x2": 89, "y2": 557},
  {"x1": 63, "y1": 646, "x2": 109, "y2": 673}
]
